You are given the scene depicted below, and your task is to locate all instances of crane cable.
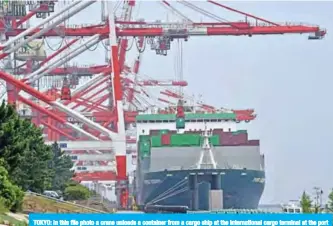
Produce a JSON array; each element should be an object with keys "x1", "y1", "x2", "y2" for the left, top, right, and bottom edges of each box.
[
  {"x1": 135, "y1": 37, "x2": 146, "y2": 53},
  {"x1": 118, "y1": 37, "x2": 135, "y2": 52},
  {"x1": 179, "y1": 40, "x2": 184, "y2": 96},
  {"x1": 178, "y1": 0, "x2": 232, "y2": 24},
  {"x1": 113, "y1": 0, "x2": 122, "y2": 13},
  {"x1": 44, "y1": 37, "x2": 65, "y2": 51},
  {"x1": 160, "y1": 1, "x2": 193, "y2": 23},
  {"x1": 173, "y1": 39, "x2": 184, "y2": 97},
  {"x1": 61, "y1": 0, "x2": 70, "y2": 69}
]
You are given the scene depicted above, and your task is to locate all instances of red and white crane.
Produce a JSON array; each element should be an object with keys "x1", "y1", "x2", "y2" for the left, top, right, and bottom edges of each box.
[{"x1": 0, "y1": 0, "x2": 326, "y2": 208}]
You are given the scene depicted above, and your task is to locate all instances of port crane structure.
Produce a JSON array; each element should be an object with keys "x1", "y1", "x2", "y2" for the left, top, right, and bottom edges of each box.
[{"x1": 0, "y1": 0, "x2": 326, "y2": 208}]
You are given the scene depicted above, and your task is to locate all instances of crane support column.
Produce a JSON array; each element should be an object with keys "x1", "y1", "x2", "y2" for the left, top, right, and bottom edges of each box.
[{"x1": 108, "y1": 1, "x2": 127, "y2": 181}]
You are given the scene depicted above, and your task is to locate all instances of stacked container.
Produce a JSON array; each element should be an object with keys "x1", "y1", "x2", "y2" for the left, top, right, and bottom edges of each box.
[
  {"x1": 139, "y1": 135, "x2": 150, "y2": 142},
  {"x1": 248, "y1": 140, "x2": 260, "y2": 146},
  {"x1": 151, "y1": 135, "x2": 162, "y2": 147},
  {"x1": 176, "y1": 117, "x2": 185, "y2": 129},
  {"x1": 139, "y1": 140, "x2": 151, "y2": 158},
  {"x1": 161, "y1": 133, "x2": 171, "y2": 145},
  {"x1": 215, "y1": 130, "x2": 248, "y2": 146},
  {"x1": 170, "y1": 134, "x2": 201, "y2": 146},
  {"x1": 144, "y1": 129, "x2": 257, "y2": 148},
  {"x1": 210, "y1": 135, "x2": 220, "y2": 146},
  {"x1": 199, "y1": 135, "x2": 220, "y2": 146},
  {"x1": 213, "y1": 129, "x2": 224, "y2": 134}
]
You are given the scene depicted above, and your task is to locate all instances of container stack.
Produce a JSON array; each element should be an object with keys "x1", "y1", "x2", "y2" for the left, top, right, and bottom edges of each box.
[{"x1": 144, "y1": 129, "x2": 259, "y2": 148}]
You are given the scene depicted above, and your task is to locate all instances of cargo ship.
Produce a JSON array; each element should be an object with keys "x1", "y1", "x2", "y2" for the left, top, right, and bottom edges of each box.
[{"x1": 133, "y1": 108, "x2": 265, "y2": 210}]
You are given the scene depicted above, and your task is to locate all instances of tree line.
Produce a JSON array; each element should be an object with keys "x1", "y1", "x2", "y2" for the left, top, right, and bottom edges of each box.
[
  {"x1": 300, "y1": 188, "x2": 333, "y2": 213},
  {"x1": 0, "y1": 101, "x2": 90, "y2": 213}
]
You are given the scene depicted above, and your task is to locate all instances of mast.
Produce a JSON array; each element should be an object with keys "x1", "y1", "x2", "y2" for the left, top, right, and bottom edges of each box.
[{"x1": 196, "y1": 124, "x2": 217, "y2": 169}]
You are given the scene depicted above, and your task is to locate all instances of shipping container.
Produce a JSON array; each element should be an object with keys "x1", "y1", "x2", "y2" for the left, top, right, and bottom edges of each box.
[
  {"x1": 217, "y1": 132, "x2": 231, "y2": 146},
  {"x1": 213, "y1": 129, "x2": 224, "y2": 135},
  {"x1": 151, "y1": 135, "x2": 162, "y2": 147},
  {"x1": 188, "y1": 134, "x2": 201, "y2": 146},
  {"x1": 237, "y1": 133, "x2": 248, "y2": 144},
  {"x1": 200, "y1": 135, "x2": 220, "y2": 146},
  {"x1": 222, "y1": 133, "x2": 246, "y2": 145},
  {"x1": 139, "y1": 135, "x2": 150, "y2": 142},
  {"x1": 210, "y1": 135, "x2": 220, "y2": 146},
  {"x1": 170, "y1": 134, "x2": 201, "y2": 146},
  {"x1": 216, "y1": 130, "x2": 250, "y2": 146},
  {"x1": 139, "y1": 141, "x2": 151, "y2": 158},
  {"x1": 139, "y1": 140, "x2": 149, "y2": 151},
  {"x1": 248, "y1": 140, "x2": 260, "y2": 146},
  {"x1": 176, "y1": 117, "x2": 185, "y2": 129},
  {"x1": 161, "y1": 133, "x2": 171, "y2": 145},
  {"x1": 170, "y1": 134, "x2": 182, "y2": 146}
]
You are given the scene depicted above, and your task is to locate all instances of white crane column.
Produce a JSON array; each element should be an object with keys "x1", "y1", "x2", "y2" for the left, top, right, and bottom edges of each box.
[{"x1": 108, "y1": 1, "x2": 127, "y2": 180}]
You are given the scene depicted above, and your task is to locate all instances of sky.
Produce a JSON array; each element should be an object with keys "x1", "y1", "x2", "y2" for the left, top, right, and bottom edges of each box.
[{"x1": 31, "y1": 1, "x2": 333, "y2": 204}]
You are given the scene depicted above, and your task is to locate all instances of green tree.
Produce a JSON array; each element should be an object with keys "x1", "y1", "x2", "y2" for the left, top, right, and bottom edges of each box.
[
  {"x1": 0, "y1": 101, "x2": 79, "y2": 208},
  {"x1": 0, "y1": 197, "x2": 7, "y2": 214},
  {"x1": 326, "y1": 189, "x2": 333, "y2": 212},
  {"x1": 49, "y1": 142, "x2": 74, "y2": 191},
  {"x1": 63, "y1": 181, "x2": 91, "y2": 201},
  {"x1": 0, "y1": 166, "x2": 24, "y2": 212},
  {"x1": 0, "y1": 102, "x2": 26, "y2": 174},
  {"x1": 300, "y1": 191, "x2": 313, "y2": 213},
  {"x1": 0, "y1": 101, "x2": 53, "y2": 192},
  {"x1": 10, "y1": 133, "x2": 53, "y2": 193}
]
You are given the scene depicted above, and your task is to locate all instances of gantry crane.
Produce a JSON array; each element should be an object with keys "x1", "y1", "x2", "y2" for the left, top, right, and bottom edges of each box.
[{"x1": 0, "y1": 0, "x2": 326, "y2": 208}]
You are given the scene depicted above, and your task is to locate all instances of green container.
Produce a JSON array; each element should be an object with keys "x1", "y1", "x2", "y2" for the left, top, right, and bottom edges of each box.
[
  {"x1": 139, "y1": 135, "x2": 150, "y2": 142},
  {"x1": 210, "y1": 135, "x2": 220, "y2": 146},
  {"x1": 139, "y1": 141, "x2": 151, "y2": 158},
  {"x1": 176, "y1": 117, "x2": 185, "y2": 129},
  {"x1": 151, "y1": 135, "x2": 162, "y2": 147},
  {"x1": 170, "y1": 134, "x2": 181, "y2": 146},
  {"x1": 170, "y1": 134, "x2": 201, "y2": 146},
  {"x1": 200, "y1": 135, "x2": 220, "y2": 146},
  {"x1": 181, "y1": 134, "x2": 192, "y2": 146},
  {"x1": 188, "y1": 134, "x2": 201, "y2": 146}
]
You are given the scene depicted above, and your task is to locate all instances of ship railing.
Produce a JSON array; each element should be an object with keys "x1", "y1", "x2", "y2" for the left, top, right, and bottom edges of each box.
[{"x1": 208, "y1": 209, "x2": 280, "y2": 214}]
